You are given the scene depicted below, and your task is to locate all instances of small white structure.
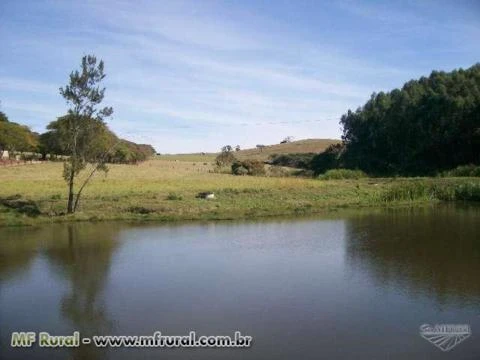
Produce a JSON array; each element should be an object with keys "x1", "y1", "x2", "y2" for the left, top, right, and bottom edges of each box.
[
  {"x1": 196, "y1": 191, "x2": 215, "y2": 200},
  {"x1": 1, "y1": 150, "x2": 9, "y2": 159}
]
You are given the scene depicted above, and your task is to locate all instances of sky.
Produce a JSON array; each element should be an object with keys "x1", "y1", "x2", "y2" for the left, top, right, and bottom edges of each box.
[{"x1": 1, "y1": 0, "x2": 479, "y2": 153}]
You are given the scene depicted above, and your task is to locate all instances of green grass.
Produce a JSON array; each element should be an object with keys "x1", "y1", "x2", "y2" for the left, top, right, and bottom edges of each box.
[
  {"x1": 441, "y1": 164, "x2": 480, "y2": 177},
  {"x1": 318, "y1": 169, "x2": 367, "y2": 180},
  {"x1": 0, "y1": 160, "x2": 478, "y2": 227}
]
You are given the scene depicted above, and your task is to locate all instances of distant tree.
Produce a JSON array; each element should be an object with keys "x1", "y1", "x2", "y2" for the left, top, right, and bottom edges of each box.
[
  {"x1": 56, "y1": 54, "x2": 114, "y2": 213},
  {"x1": 280, "y1": 136, "x2": 293, "y2": 144},
  {"x1": 235, "y1": 145, "x2": 241, "y2": 152},
  {"x1": 256, "y1": 144, "x2": 266, "y2": 152},
  {"x1": 216, "y1": 145, "x2": 236, "y2": 167},
  {"x1": 0, "y1": 106, "x2": 38, "y2": 152},
  {"x1": 0, "y1": 121, "x2": 38, "y2": 152},
  {"x1": 0, "y1": 111, "x2": 8, "y2": 123},
  {"x1": 310, "y1": 143, "x2": 345, "y2": 175},
  {"x1": 221, "y1": 145, "x2": 233, "y2": 153},
  {"x1": 0, "y1": 101, "x2": 8, "y2": 122}
]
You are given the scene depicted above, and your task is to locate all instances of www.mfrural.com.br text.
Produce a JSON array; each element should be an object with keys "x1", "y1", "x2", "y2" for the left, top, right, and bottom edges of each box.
[{"x1": 11, "y1": 331, "x2": 253, "y2": 349}]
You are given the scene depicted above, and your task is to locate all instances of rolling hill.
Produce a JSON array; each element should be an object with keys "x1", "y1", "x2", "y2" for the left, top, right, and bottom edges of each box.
[{"x1": 157, "y1": 138, "x2": 341, "y2": 162}]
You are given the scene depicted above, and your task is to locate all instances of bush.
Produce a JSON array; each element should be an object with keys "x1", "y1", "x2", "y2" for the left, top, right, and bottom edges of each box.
[
  {"x1": 215, "y1": 151, "x2": 236, "y2": 167},
  {"x1": 232, "y1": 160, "x2": 265, "y2": 176},
  {"x1": 269, "y1": 153, "x2": 316, "y2": 169},
  {"x1": 310, "y1": 143, "x2": 345, "y2": 175},
  {"x1": 318, "y1": 169, "x2": 367, "y2": 180},
  {"x1": 441, "y1": 164, "x2": 480, "y2": 177},
  {"x1": 453, "y1": 182, "x2": 480, "y2": 201}
]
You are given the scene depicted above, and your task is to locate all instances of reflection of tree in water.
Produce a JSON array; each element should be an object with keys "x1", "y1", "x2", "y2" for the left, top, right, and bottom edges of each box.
[
  {"x1": 0, "y1": 227, "x2": 44, "y2": 281},
  {"x1": 44, "y1": 223, "x2": 121, "y2": 360},
  {"x1": 345, "y1": 205, "x2": 480, "y2": 306}
]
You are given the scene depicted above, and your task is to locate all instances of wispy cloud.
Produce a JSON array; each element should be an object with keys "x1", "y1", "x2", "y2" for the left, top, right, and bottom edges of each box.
[{"x1": 1, "y1": 0, "x2": 478, "y2": 152}]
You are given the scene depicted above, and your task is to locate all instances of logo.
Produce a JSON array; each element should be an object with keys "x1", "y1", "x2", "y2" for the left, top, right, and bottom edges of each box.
[{"x1": 419, "y1": 324, "x2": 471, "y2": 352}]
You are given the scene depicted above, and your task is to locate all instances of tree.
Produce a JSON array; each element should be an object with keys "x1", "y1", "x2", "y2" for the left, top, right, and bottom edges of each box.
[
  {"x1": 235, "y1": 145, "x2": 241, "y2": 152},
  {"x1": 57, "y1": 55, "x2": 114, "y2": 213},
  {"x1": 215, "y1": 146, "x2": 236, "y2": 167},
  {"x1": 221, "y1": 145, "x2": 233, "y2": 153},
  {"x1": 310, "y1": 143, "x2": 344, "y2": 175},
  {"x1": 0, "y1": 111, "x2": 8, "y2": 123},
  {"x1": 280, "y1": 136, "x2": 293, "y2": 144},
  {"x1": 0, "y1": 121, "x2": 38, "y2": 152},
  {"x1": 0, "y1": 101, "x2": 8, "y2": 122},
  {"x1": 339, "y1": 63, "x2": 480, "y2": 175},
  {"x1": 256, "y1": 144, "x2": 266, "y2": 152}
]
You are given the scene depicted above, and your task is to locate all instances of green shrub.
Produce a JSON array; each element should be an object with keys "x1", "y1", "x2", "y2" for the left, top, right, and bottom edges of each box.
[
  {"x1": 310, "y1": 143, "x2": 345, "y2": 175},
  {"x1": 318, "y1": 169, "x2": 367, "y2": 180},
  {"x1": 215, "y1": 151, "x2": 236, "y2": 167},
  {"x1": 232, "y1": 160, "x2": 265, "y2": 176},
  {"x1": 453, "y1": 182, "x2": 480, "y2": 201},
  {"x1": 269, "y1": 153, "x2": 316, "y2": 169},
  {"x1": 442, "y1": 164, "x2": 480, "y2": 177}
]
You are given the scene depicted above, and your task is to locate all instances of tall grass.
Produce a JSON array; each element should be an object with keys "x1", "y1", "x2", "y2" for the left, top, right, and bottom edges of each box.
[
  {"x1": 318, "y1": 169, "x2": 367, "y2": 180},
  {"x1": 377, "y1": 180, "x2": 480, "y2": 203},
  {"x1": 441, "y1": 164, "x2": 480, "y2": 177}
]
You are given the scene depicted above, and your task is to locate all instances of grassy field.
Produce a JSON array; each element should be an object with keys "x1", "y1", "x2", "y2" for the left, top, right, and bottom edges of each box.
[{"x1": 1, "y1": 158, "x2": 479, "y2": 227}]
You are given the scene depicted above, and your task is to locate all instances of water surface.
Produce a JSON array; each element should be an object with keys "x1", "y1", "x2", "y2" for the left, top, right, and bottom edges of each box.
[{"x1": 1, "y1": 204, "x2": 479, "y2": 359}]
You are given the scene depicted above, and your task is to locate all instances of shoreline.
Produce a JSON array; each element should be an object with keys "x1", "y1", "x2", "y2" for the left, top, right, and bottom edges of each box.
[{"x1": 1, "y1": 198, "x2": 477, "y2": 228}]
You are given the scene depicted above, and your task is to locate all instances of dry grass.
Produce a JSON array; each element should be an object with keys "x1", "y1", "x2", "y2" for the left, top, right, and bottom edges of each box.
[{"x1": 234, "y1": 138, "x2": 340, "y2": 161}]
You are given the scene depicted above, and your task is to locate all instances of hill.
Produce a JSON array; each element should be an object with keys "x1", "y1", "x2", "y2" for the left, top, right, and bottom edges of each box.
[
  {"x1": 234, "y1": 138, "x2": 340, "y2": 161},
  {"x1": 157, "y1": 139, "x2": 340, "y2": 162}
]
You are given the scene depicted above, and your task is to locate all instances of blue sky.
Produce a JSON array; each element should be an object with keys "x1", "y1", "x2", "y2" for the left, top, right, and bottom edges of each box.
[{"x1": 1, "y1": 0, "x2": 479, "y2": 153}]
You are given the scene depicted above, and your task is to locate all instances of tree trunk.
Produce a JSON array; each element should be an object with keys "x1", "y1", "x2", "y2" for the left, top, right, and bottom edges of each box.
[{"x1": 67, "y1": 166, "x2": 75, "y2": 214}]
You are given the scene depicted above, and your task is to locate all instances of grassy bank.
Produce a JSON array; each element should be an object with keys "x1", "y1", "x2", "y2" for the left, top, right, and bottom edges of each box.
[{"x1": 0, "y1": 160, "x2": 478, "y2": 227}]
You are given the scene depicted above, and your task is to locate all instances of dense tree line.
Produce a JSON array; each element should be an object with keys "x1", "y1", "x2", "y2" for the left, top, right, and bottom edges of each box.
[
  {"x1": 39, "y1": 115, "x2": 156, "y2": 164},
  {"x1": 0, "y1": 111, "x2": 39, "y2": 153},
  {"x1": 106, "y1": 139, "x2": 156, "y2": 164},
  {"x1": 312, "y1": 63, "x2": 480, "y2": 176},
  {"x1": 0, "y1": 109, "x2": 155, "y2": 163}
]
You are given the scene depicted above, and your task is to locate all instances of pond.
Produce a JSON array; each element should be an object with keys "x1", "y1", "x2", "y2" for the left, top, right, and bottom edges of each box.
[{"x1": 1, "y1": 204, "x2": 479, "y2": 359}]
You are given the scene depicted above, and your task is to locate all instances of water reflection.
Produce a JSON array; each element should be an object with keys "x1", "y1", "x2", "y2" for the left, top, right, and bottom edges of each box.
[
  {"x1": 44, "y1": 224, "x2": 120, "y2": 360},
  {"x1": 0, "y1": 227, "x2": 44, "y2": 281},
  {"x1": 0, "y1": 223, "x2": 122, "y2": 360},
  {"x1": 345, "y1": 204, "x2": 480, "y2": 306}
]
